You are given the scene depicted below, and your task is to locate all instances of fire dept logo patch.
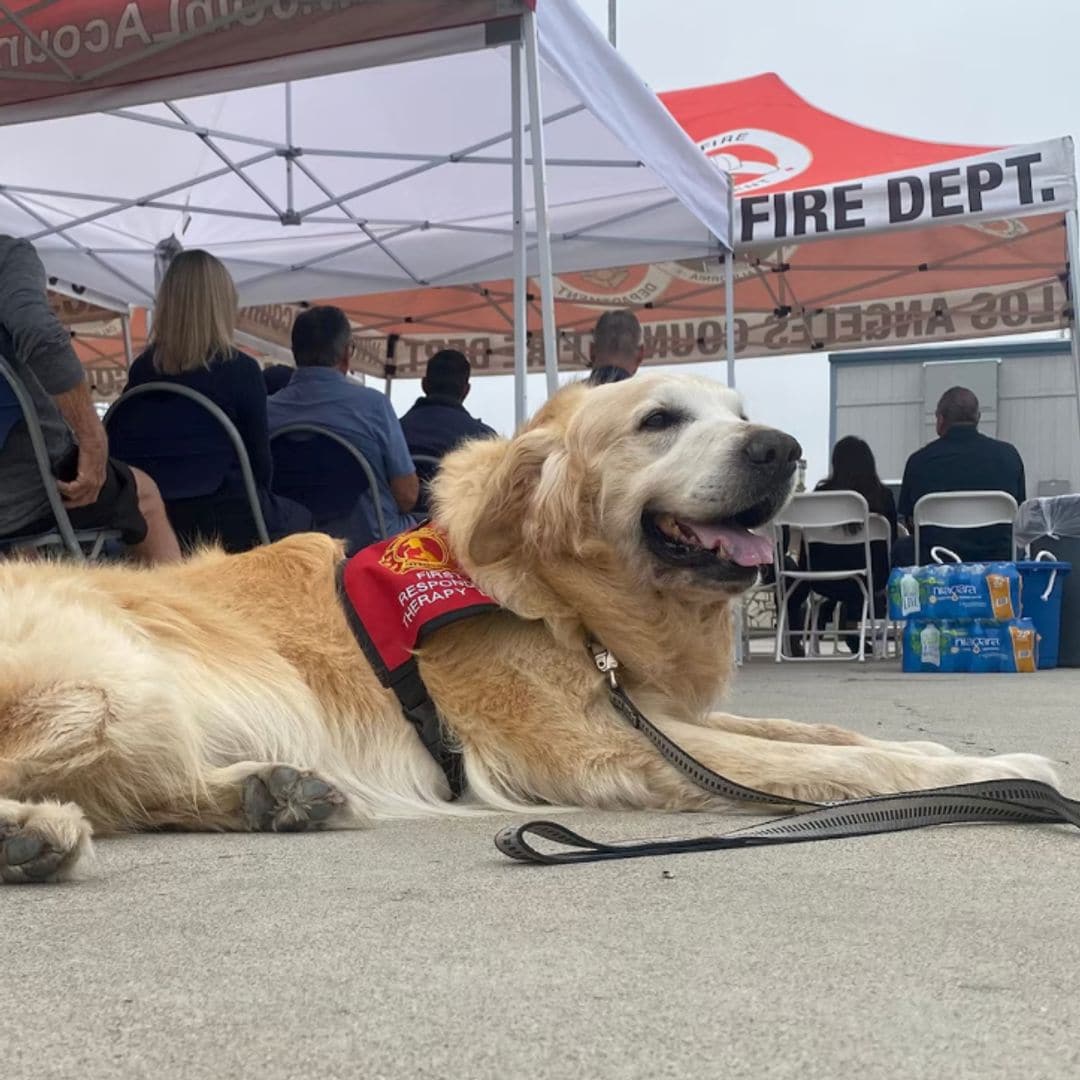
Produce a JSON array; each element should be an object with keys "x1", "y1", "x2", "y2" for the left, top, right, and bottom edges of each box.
[{"x1": 378, "y1": 526, "x2": 454, "y2": 575}]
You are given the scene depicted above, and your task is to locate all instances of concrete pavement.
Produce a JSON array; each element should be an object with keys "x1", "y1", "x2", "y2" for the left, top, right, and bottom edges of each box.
[{"x1": 3, "y1": 661, "x2": 1078, "y2": 1080}]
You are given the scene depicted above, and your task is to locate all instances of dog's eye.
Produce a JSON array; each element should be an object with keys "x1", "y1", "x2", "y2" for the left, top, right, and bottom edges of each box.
[{"x1": 639, "y1": 408, "x2": 686, "y2": 432}]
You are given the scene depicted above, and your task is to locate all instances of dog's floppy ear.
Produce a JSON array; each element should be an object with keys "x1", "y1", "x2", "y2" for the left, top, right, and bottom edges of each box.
[
  {"x1": 433, "y1": 384, "x2": 592, "y2": 570},
  {"x1": 466, "y1": 424, "x2": 568, "y2": 566}
]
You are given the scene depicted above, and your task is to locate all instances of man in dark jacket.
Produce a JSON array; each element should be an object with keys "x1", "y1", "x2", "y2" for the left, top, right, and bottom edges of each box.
[
  {"x1": 400, "y1": 349, "x2": 495, "y2": 460},
  {"x1": 399, "y1": 349, "x2": 495, "y2": 513},
  {"x1": 894, "y1": 386, "x2": 1025, "y2": 564}
]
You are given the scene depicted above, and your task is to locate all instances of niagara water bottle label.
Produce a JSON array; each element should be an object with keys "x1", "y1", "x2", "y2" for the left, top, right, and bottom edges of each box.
[{"x1": 900, "y1": 571, "x2": 921, "y2": 616}]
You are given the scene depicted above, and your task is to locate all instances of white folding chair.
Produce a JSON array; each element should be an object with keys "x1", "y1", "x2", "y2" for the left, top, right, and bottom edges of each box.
[
  {"x1": 806, "y1": 512, "x2": 895, "y2": 659},
  {"x1": 772, "y1": 491, "x2": 881, "y2": 663},
  {"x1": 912, "y1": 491, "x2": 1018, "y2": 563}
]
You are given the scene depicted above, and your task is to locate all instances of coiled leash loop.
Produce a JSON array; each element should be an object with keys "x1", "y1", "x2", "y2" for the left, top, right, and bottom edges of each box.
[{"x1": 494, "y1": 645, "x2": 1080, "y2": 865}]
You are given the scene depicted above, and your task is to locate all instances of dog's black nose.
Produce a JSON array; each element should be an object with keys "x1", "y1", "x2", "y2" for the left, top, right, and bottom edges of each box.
[{"x1": 743, "y1": 430, "x2": 802, "y2": 470}]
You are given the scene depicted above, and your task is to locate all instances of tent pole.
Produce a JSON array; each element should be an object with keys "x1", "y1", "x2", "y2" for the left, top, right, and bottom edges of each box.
[
  {"x1": 120, "y1": 313, "x2": 134, "y2": 368},
  {"x1": 724, "y1": 172, "x2": 736, "y2": 388},
  {"x1": 511, "y1": 37, "x2": 528, "y2": 428},
  {"x1": 724, "y1": 250, "x2": 736, "y2": 389},
  {"x1": 523, "y1": 9, "x2": 559, "y2": 399},
  {"x1": 1066, "y1": 209, "x2": 1080, "y2": 436}
]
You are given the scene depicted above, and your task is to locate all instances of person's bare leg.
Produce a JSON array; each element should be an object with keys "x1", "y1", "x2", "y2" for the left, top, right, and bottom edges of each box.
[{"x1": 129, "y1": 468, "x2": 182, "y2": 564}]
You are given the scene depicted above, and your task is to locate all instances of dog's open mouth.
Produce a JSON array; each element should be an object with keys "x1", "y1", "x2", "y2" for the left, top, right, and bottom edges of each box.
[{"x1": 642, "y1": 499, "x2": 776, "y2": 582}]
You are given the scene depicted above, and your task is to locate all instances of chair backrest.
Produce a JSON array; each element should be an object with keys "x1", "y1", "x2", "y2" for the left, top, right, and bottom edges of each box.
[
  {"x1": 270, "y1": 423, "x2": 388, "y2": 540},
  {"x1": 773, "y1": 490, "x2": 870, "y2": 533},
  {"x1": 105, "y1": 382, "x2": 270, "y2": 545},
  {"x1": 411, "y1": 453, "x2": 441, "y2": 514},
  {"x1": 773, "y1": 491, "x2": 875, "y2": 575},
  {"x1": 0, "y1": 355, "x2": 87, "y2": 558},
  {"x1": 913, "y1": 491, "x2": 1017, "y2": 561}
]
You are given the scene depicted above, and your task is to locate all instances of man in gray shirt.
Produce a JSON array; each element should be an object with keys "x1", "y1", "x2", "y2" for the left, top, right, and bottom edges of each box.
[
  {"x1": 0, "y1": 237, "x2": 180, "y2": 562},
  {"x1": 587, "y1": 309, "x2": 644, "y2": 385}
]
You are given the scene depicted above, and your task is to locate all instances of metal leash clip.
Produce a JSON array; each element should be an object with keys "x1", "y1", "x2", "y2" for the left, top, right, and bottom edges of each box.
[{"x1": 590, "y1": 644, "x2": 620, "y2": 688}]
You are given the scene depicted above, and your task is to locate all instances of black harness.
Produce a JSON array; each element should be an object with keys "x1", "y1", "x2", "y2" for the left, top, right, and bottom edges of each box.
[{"x1": 336, "y1": 561, "x2": 491, "y2": 799}]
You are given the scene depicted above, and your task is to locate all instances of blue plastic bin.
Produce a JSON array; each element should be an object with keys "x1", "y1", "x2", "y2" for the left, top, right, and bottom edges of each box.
[{"x1": 1017, "y1": 558, "x2": 1071, "y2": 669}]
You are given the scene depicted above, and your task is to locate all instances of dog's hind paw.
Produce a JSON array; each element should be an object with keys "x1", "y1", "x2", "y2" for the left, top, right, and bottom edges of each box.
[{"x1": 241, "y1": 766, "x2": 346, "y2": 833}]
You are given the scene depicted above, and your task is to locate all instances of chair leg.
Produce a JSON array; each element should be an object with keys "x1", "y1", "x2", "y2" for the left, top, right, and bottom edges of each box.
[
  {"x1": 857, "y1": 585, "x2": 870, "y2": 663},
  {"x1": 774, "y1": 580, "x2": 791, "y2": 662},
  {"x1": 806, "y1": 595, "x2": 820, "y2": 657}
]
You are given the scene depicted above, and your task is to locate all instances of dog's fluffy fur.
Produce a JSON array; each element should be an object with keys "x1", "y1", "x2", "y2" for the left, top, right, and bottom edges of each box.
[{"x1": 0, "y1": 374, "x2": 1058, "y2": 882}]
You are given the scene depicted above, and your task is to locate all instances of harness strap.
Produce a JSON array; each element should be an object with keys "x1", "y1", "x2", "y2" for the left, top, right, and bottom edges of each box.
[
  {"x1": 335, "y1": 560, "x2": 466, "y2": 800},
  {"x1": 494, "y1": 644, "x2": 1080, "y2": 865}
]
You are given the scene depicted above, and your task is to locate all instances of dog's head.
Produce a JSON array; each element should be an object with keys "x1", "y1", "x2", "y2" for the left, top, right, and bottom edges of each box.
[{"x1": 433, "y1": 373, "x2": 800, "y2": 613}]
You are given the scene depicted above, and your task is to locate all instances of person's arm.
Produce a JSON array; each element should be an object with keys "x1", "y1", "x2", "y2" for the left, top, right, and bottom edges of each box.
[
  {"x1": 53, "y1": 380, "x2": 108, "y2": 507},
  {"x1": 1015, "y1": 453, "x2": 1026, "y2": 504},
  {"x1": 382, "y1": 397, "x2": 419, "y2": 513},
  {"x1": 227, "y1": 354, "x2": 273, "y2": 487},
  {"x1": 0, "y1": 239, "x2": 107, "y2": 506},
  {"x1": 897, "y1": 457, "x2": 915, "y2": 533}
]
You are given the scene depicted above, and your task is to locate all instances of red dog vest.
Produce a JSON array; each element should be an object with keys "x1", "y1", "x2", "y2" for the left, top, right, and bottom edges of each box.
[{"x1": 337, "y1": 525, "x2": 498, "y2": 798}]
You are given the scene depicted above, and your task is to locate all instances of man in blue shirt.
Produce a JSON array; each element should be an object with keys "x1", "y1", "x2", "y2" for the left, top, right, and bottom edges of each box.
[{"x1": 268, "y1": 306, "x2": 418, "y2": 544}]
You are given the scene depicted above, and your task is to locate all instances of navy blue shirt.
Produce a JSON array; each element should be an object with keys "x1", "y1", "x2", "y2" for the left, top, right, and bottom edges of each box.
[
  {"x1": 399, "y1": 394, "x2": 495, "y2": 461},
  {"x1": 121, "y1": 347, "x2": 272, "y2": 499},
  {"x1": 899, "y1": 425, "x2": 1026, "y2": 561}
]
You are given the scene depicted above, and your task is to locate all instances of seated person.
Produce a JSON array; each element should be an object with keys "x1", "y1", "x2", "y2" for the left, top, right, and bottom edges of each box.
[
  {"x1": 0, "y1": 236, "x2": 180, "y2": 562},
  {"x1": 262, "y1": 363, "x2": 294, "y2": 396},
  {"x1": 794, "y1": 436, "x2": 897, "y2": 652},
  {"x1": 894, "y1": 387, "x2": 1025, "y2": 565},
  {"x1": 399, "y1": 349, "x2": 495, "y2": 512},
  {"x1": 267, "y1": 305, "x2": 418, "y2": 546},
  {"x1": 586, "y1": 309, "x2": 643, "y2": 386},
  {"x1": 119, "y1": 250, "x2": 312, "y2": 553},
  {"x1": 773, "y1": 439, "x2": 896, "y2": 655}
]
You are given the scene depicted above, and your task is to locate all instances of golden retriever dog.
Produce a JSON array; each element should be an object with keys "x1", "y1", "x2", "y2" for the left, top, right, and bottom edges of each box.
[{"x1": 0, "y1": 373, "x2": 1056, "y2": 882}]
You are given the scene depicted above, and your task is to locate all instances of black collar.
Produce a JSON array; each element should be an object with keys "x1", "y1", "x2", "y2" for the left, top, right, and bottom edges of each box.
[{"x1": 413, "y1": 394, "x2": 469, "y2": 412}]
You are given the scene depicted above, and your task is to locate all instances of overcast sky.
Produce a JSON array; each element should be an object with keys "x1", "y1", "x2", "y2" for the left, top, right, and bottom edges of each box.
[{"x1": 390, "y1": 0, "x2": 1080, "y2": 482}]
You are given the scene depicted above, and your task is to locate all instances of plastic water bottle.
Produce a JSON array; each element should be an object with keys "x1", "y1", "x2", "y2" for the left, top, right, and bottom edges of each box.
[
  {"x1": 920, "y1": 622, "x2": 941, "y2": 668},
  {"x1": 900, "y1": 570, "x2": 921, "y2": 617}
]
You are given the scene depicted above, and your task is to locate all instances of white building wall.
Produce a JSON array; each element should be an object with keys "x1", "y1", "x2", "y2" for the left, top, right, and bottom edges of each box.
[{"x1": 831, "y1": 343, "x2": 1080, "y2": 493}]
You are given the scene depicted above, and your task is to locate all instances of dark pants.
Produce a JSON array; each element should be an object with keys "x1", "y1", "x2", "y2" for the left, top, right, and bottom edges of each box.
[{"x1": 166, "y1": 488, "x2": 312, "y2": 554}]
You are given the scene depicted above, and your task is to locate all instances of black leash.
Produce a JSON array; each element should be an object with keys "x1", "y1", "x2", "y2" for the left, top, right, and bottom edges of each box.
[{"x1": 494, "y1": 645, "x2": 1080, "y2": 865}]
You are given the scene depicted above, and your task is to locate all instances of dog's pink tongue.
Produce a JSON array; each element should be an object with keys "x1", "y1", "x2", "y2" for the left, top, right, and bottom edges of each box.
[{"x1": 684, "y1": 522, "x2": 774, "y2": 566}]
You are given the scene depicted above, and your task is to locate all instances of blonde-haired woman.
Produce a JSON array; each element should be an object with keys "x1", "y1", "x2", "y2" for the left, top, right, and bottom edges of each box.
[{"x1": 114, "y1": 250, "x2": 311, "y2": 551}]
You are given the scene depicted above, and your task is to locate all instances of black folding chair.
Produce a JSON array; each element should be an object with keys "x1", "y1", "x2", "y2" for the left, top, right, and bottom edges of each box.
[
  {"x1": 105, "y1": 382, "x2": 270, "y2": 550},
  {"x1": 0, "y1": 355, "x2": 119, "y2": 560},
  {"x1": 411, "y1": 453, "x2": 442, "y2": 516},
  {"x1": 270, "y1": 423, "x2": 388, "y2": 547}
]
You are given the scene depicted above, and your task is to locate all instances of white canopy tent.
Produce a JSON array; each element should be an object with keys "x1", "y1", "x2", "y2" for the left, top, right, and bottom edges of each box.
[{"x1": 0, "y1": 0, "x2": 732, "y2": 421}]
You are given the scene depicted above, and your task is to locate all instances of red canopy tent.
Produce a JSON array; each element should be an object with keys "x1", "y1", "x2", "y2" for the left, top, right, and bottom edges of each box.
[{"x1": 240, "y1": 74, "x2": 1076, "y2": 404}]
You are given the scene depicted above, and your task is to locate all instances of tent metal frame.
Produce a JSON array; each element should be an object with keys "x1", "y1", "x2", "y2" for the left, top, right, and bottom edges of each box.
[{"x1": 6, "y1": 6, "x2": 733, "y2": 412}]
